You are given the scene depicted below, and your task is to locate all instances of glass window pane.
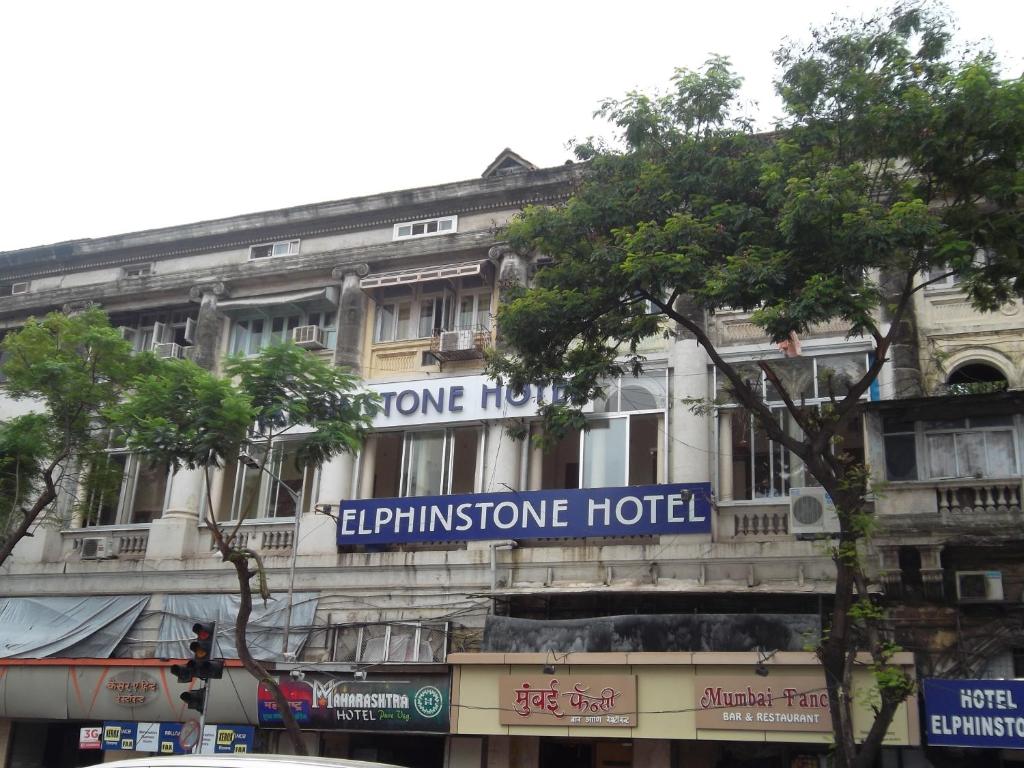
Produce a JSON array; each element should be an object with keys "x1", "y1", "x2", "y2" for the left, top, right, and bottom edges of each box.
[
  {"x1": 450, "y1": 428, "x2": 479, "y2": 494},
  {"x1": 439, "y1": 219, "x2": 453, "y2": 231},
  {"x1": 396, "y1": 303, "x2": 412, "y2": 340},
  {"x1": 130, "y1": 461, "x2": 167, "y2": 523},
  {"x1": 404, "y1": 430, "x2": 447, "y2": 497},
  {"x1": 398, "y1": 225, "x2": 412, "y2": 238},
  {"x1": 729, "y1": 410, "x2": 753, "y2": 500},
  {"x1": 765, "y1": 358, "x2": 815, "y2": 403},
  {"x1": 884, "y1": 435, "x2": 918, "y2": 481},
  {"x1": 412, "y1": 223, "x2": 425, "y2": 235},
  {"x1": 628, "y1": 414, "x2": 660, "y2": 485},
  {"x1": 376, "y1": 304, "x2": 395, "y2": 342},
  {"x1": 956, "y1": 432, "x2": 986, "y2": 478},
  {"x1": 269, "y1": 444, "x2": 304, "y2": 517},
  {"x1": 986, "y1": 431, "x2": 1017, "y2": 477},
  {"x1": 926, "y1": 434, "x2": 957, "y2": 478},
  {"x1": 582, "y1": 419, "x2": 627, "y2": 488},
  {"x1": 477, "y1": 294, "x2": 491, "y2": 329},
  {"x1": 418, "y1": 300, "x2": 435, "y2": 338},
  {"x1": 458, "y1": 296, "x2": 475, "y2": 330},
  {"x1": 426, "y1": 221, "x2": 438, "y2": 233},
  {"x1": 247, "y1": 319, "x2": 265, "y2": 355},
  {"x1": 815, "y1": 353, "x2": 867, "y2": 399},
  {"x1": 83, "y1": 454, "x2": 128, "y2": 526}
]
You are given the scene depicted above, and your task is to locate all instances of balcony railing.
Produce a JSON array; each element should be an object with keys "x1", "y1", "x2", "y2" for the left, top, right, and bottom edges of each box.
[
  {"x1": 203, "y1": 518, "x2": 296, "y2": 554},
  {"x1": 936, "y1": 478, "x2": 1022, "y2": 516},
  {"x1": 717, "y1": 502, "x2": 792, "y2": 540},
  {"x1": 63, "y1": 525, "x2": 150, "y2": 559}
]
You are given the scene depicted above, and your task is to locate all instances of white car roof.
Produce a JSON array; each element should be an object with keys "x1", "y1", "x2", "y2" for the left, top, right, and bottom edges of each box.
[{"x1": 100, "y1": 756, "x2": 404, "y2": 768}]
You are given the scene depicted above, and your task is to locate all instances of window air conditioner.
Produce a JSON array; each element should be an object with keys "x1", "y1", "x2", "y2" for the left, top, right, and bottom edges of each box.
[
  {"x1": 152, "y1": 342, "x2": 183, "y2": 359},
  {"x1": 80, "y1": 537, "x2": 117, "y2": 560},
  {"x1": 956, "y1": 571, "x2": 1004, "y2": 603},
  {"x1": 439, "y1": 329, "x2": 475, "y2": 353},
  {"x1": 789, "y1": 487, "x2": 840, "y2": 538},
  {"x1": 291, "y1": 325, "x2": 327, "y2": 350}
]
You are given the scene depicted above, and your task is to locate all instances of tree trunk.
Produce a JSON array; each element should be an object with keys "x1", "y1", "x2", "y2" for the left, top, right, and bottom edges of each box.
[
  {"x1": 0, "y1": 475, "x2": 56, "y2": 568},
  {"x1": 227, "y1": 551, "x2": 308, "y2": 755}
]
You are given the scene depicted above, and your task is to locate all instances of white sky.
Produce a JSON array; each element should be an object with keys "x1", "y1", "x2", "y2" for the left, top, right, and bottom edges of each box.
[{"x1": 1, "y1": 0, "x2": 1020, "y2": 252}]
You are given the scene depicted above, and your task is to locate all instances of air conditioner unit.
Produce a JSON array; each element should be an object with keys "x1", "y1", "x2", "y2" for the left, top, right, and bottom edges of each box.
[
  {"x1": 152, "y1": 342, "x2": 183, "y2": 359},
  {"x1": 956, "y1": 571, "x2": 1004, "y2": 603},
  {"x1": 789, "y1": 487, "x2": 840, "y2": 537},
  {"x1": 291, "y1": 325, "x2": 326, "y2": 350},
  {"x1": 439, "y1": 329, "x2": 475, "y2": 353},
  {"x1": 80, "y1": 537, "x2": 117, "y2": 560}
]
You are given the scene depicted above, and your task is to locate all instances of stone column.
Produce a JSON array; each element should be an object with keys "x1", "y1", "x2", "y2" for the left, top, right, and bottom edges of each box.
[
  {"x1": 481, "y1": 422, "x2": 520, "y2": 494},
  {"x1": 301, "y1": 452, "x2": 356, "y2": 557},
  {"x1": 146, "y1": 466, "x2": 203, "y2": 562},
  {"x1": 718, "y1": 410, "x2": 734, "y2": 502},
  {"x1": 188, "y1": 282, "x2": 229, "y2": 371},
  {"x1": 331, "y1": 264, "x2": 369, "y2": 373},
  {"x1": 357, "y1": 436, "x2": 378, "y2": 499},
  {"x1": 527, "y1": 426, "x2": 544, "y2": 491}
]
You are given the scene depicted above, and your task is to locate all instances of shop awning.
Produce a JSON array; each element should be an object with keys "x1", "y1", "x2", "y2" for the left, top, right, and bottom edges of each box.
[
  {"x1": 360, "y1": 261, "x2": 487, "y2": 290},
  {"x1": 156, "y1": 592, "x2": 319, "y2": 660},
  {"x1": 216, "y1": 286, "x2": 339, "y2": 313},
  {"x1": 0, "y1": 595, "x2": 148, "y2": 659}
]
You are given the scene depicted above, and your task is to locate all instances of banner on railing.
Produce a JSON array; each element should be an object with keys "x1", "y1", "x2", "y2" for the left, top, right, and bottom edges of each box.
[{"x1": 337, "y1": 483, "x2": 711, "y2": 545}]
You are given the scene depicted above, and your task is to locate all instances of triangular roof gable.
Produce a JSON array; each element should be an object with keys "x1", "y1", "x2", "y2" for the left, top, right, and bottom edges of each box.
[{"x1": 481, "y1": 148, "x2": 538, "y2": 178}]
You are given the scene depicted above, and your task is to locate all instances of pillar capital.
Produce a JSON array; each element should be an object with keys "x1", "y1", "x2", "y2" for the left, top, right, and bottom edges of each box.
[{"x1": 189, "y1": 281, "x2": 229, "y2": 301}]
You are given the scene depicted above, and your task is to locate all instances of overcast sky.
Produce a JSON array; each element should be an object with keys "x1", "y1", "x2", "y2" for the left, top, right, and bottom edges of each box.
[{"x1": 1, "y1": 0, "x2": 1020, "y2": 252}]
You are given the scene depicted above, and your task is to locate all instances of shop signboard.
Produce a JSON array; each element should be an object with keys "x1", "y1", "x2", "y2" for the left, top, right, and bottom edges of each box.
[
  {"x1": 694, "y1": 669, "x2": 831, "y2": 732},
  {"x1": 498, "y1": 675, "x2": 637, "y2": 727},
  {"x1": 337, "y1": 483, "x2": 710, "y2": 546},
  {"x1": 369, "y1": 374, "x2": 591, "y2": 429},
  {"x1": 257, "y1": 674, "x2": 450, "y2": 733},
  {"x1": 100, "y1": 721, "x2": 254, "y2": 754},
  {"x1": 924, "y1": 678, "x2": 1024, "y2": 749},
  {"x1": 79, "y1": 726, "x2": 102, "y2": 750}
]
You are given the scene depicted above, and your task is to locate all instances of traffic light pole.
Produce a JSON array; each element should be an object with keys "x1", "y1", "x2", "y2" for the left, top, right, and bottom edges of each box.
[{"x1": 193, "y1": 677, "x2": 212, "y2": 754}]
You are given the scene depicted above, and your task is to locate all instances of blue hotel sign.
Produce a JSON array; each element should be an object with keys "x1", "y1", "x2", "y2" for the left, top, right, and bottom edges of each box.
[
  {"x1": 337, "y1": 483, "x2": 711, "y2": 545},
  {"x1": 924, "y1": 678, "x2": 1024, "y2": 749}
]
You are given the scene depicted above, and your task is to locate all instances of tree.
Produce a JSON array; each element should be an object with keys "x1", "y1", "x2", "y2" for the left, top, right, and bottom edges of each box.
[
  {"x1": 0, "y1": 307, "x2": 145, "y2": 566},
  {"x1": 488, "y1": 5, "x2": 1023, "y2": 767},
  {"x1": 112, "y1": 342, "x2": 378, "y2": 755}
]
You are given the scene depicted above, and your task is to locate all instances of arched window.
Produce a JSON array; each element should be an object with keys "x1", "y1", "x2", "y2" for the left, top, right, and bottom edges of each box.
[{"x1": 947, "y1": 363, "x2": 1008, "y2": 396}]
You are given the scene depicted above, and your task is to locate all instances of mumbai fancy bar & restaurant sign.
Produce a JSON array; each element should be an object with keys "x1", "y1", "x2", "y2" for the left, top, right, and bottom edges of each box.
[
  {"x1": 695, "y1": 669, "x2": 831, "y2": 732},
  {"x1": 499, "y1": 675, "x2": 637, "y2": 727}
]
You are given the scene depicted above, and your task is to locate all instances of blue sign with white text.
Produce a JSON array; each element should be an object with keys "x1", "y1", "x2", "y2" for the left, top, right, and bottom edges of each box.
[
  {"x1": 337, "y1": 483, "x2": 711, "y2": 545},
  {"x1": 924, "y1": 678, "x2": 1024, "y2": 749}
]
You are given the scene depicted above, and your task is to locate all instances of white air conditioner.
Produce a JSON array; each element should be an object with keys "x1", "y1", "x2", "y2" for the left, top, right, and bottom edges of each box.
[
  {"x1": 956, "y1": 571, "x2": 1004, "y2": 603},
  {"x1": 789, "y1": 487, "x2": 840, "y2": 537},
  {"x1": 439, "y1": 329, "x2": 475, "y2": 352},
  {"x1": 80, "y1": 537, "x2": 117, "y2": 560},
  {"x1": 291, "y1": 325, "x2": 326, "y2": 350},
  {"x1": 152, "y1": 342, "x2": 183, "y2": 359}
]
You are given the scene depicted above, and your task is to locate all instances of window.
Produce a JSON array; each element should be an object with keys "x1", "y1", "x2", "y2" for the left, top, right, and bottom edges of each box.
[
  {"x1": 535, "y1": 370, "x2": 668, "y2": 490},
  {"x1": 393, "y1": 216, "x2": 457, "y2": 241},
  {"x1": 884, "y1": 415, "x2": 1019, "y2": 481},
  {"x1": 946, "y1": 363, "x2": 1008, "y2": 396},
  {"x1": 250, "y1": 240, "x2": 300, "y2": 260},
  {"x1": 230, "y1": 309, "x2": 336, "y2": 356},
  {"x1": 924, "y1": 248, "x2": 990, "y2": 290},
  {"x1": 1, "y1": 282, "x2": 29, "y2": 296},
  {"x1": 80, "y1": 453, "x2": 170, "y2": 526},
  {"x1": 111, "y1": 309, "x2": 197, "y2": 354},
  {"x1": 332, "y1": 622, "x2": 448, "y2": 663},
  {"x1": 372, "y1": 281, "x2": 492, "y2": 344},
  {"x1": 372, "y1": 427, "x2": 480, "y2": 498},
  {"x1": 226, "y1": 442, "x2": 314, "y2": 520},
  {"x1": 122, "y1": 264, "x2": 152, "y2": 278},
  {"x1": 716, "y1": 352, "x2": 871, "y2": 500}
]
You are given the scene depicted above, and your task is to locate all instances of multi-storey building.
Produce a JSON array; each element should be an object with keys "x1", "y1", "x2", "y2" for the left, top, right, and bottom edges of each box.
[{"x1": 9, "y1": 148, "x2": 1011, "y2": 768}]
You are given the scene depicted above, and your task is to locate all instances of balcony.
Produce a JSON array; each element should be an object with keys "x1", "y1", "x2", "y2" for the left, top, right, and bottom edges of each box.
[
  {"x1": 717, "y1": 501, "x2": 792, "y2": 541},
  {"x1": 875, "y1": 476, "x2": 1024, "y2": 538},
  {"x1": 202, "y1": 518, "x2": 296, "y2": 556},
  {"x1": 429, "y1": 327, "x2": 490, "y2": 364},
  {"x1": 63, "y1": 525, "x2": 150, "y2": 560}
]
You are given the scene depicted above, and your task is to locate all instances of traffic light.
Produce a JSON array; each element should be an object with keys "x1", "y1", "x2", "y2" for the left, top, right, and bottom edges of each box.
[
  {"x1": 170, "y1": 659, "x2": 196, "y2": 683},
  {"x1": 189, "y1": 621, "x2": 225, "y2": 680},
  {"x1": 180, "y1": 687, "x2": 206, "y2": 713}
]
